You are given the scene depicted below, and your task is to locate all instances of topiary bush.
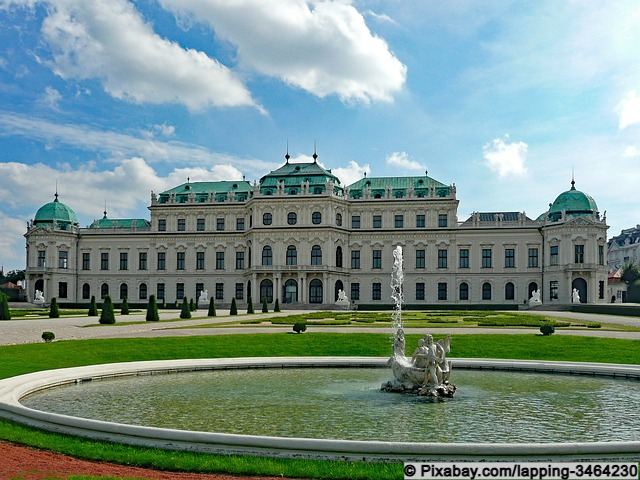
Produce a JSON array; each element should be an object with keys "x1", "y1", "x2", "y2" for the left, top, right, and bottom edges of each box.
[
  {"x1": 120, "y1": 297, "x2": 129, "y2": 315},
  {"x1": 230, "y1": 297, "x2": 237, "y2": 315},
  {"x1": 274, "y1": 298, "x2": 280, "y2": 312},
  {"x1": 41, "y1": 331, "x2": 55, "y2": 343},
  {"x1": 99, "y1": 295, "x2": 116, "y2": 324},
  {"x1": 180, "y1": 297, "x2": 191, "y2": 319},
  {"x1": 190, "y1": 298, "x2": 196, "y2": 312},
  {"x1": 146, "y1": 294, "x2": 159, "y2": 321},
  {"x1": 262, "y1": 297, "x2": 268, "y2": 313},
  {"x1": 49, "y1": 298, "x2": 60, "y2": 318},
  {"x1": 540, "y1": 324, "x2": 555, "y2": 336},
  {"x1": 247, "y1": 297, "x2": 254, "y2": 314},
  {"x1": 88, "y1": 295, "x2": 98, "y2": 316},
  {"x1": 293, "y1": 322, "x2": 307, "y2": 334},
  {"x1": 208, "y1": 297, "x2": 216, "y2": 317},
  {"x1": 0, "y1": 292, "x2": 11, "y2": 320}
]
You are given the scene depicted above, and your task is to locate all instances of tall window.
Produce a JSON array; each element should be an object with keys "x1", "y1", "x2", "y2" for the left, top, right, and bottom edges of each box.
[
  {"x1": 176, "y1": 283, "x2": 185, "y2": 300},
  {"x1": 196, "y1": 251, "x2": 205, "y2": 270},
  {"x1": 236, "y1": 251, "x2": 245, "y2": 270},
  {"x1": 216, "y1": 251, "x2": 225, "y2": 270},
  {"x1": 139, "y1": 252, "x2": 147, "y2": 270},
  {"x1": 416, "y1": 214, "x2": 425, "y2": 228},
  {"x1": 395, "y1": 215, "x2": 404, "y2": 228},
  {"x1": 235, "y1": 282, "x2": 244, "y2": 300},
  {"x1": 416, "y1": 249, "x2": 425, "y2": 268},
  {"x1": 236, "y1": 217, "x2": 245, "y2": 231},
  {"x1": 139, "y1": 283, "x2": 147, "y2": 300},
  {"x1": 38, "y1": 250, "x2": 46, "y2": 267},
  {"x1": 373, "y1": 215, "x2": 382, "y2": 228},
  {"x1": 352, "y1": 215, "x2": 361, "y2": 229},
  {"x1": 350, "y1": 282, "x2": 360, "y2": 301},
  {"x1": 262, "y1": 246, "x2": 272, "y2": 265},
  {"x1": 550, "y1": 280, "x2": 558, "y2": 300},
  {"x1": 120, "y1": 283, "x2": 128, "y2": 300},
  {"x1": 82, "y1": 283, "x2": 90, "y2": 300},
  {"x1": 197, "y1": 218, "x2": 205, "y2": 231},
  {"x1": 286, "y1": 245, "x2": 297, "y2": 265},
  {"x1": 505, "y1": 282, "x2": 515, "y2": 300},
  {"x1": 482, "y1": 248, "x2": 492, "y2": 268},
  {"x1": 79, "y1": 252, "x2": 90, "y2": 270},
  {"x1": 58, "y1": 251, "x2": 68, "y2": 269},
  {"x1": 157, "y1": 283, "x2": 165, "y2": 300},
  {"x1": 177, "y1": 218, "x2": 185, "y2": 231},
  {"x1": 351, "y1": 250, "x2": 361, "y2": 269},
  {"x1": 482, "y1": 282, "x2": 492, "y2": 300},
  {"x1": 528, "y1": 248, "x2": 538, "y2": 268},
  {"x1": 119, "y1": 252, "x2": 128, "y2": 270},
  {"x1": 312, "y1": 211, "x2": 322, "y2": 224},
  {"x1": 598, "y1": 245, "x2": 604, "y2": 265},
  {"x1": 416, "y1": 282, "x2": 425, "y2": 300},
  {"x1": 158, "y1": 219, "x2": 166, "y2": 231},
  {"x1": 372, "y1": 282, "x2": 382, "y2": 300},
  {"x1": 216, "y1": 283, "x2": 224, "y2": 300},
  {"x1": 336, "y1": 213, "x2": 342, "y2": 226},
  {"x1": 157, "y1": 252, "x2": 166, "y2": 270},
  {"x1": 504, "y1": 248, "x2": 515, "y2": 268},
  {"x1": 459, "y1": 249, "x2": 469, "y2": 268},
  {"x1": 459, "y1": 282, "x2": 469, "y2": 300},
  {"x1": 58, "y1": 282, "x2": 68, "y2": 299},
  {"x1": 176, "y1": 252, "x2": 185, "y2": 270},
  {"x1": 336, "y1": 246, "x2": 343, "y2": 267},
  {"x1": 438, "y1": 282, "x2": 447, "y2": 300},
  {"x1": 101, "y1": 252, "x2": 109, "y2": 270},
  {"x1": 372, "y1": 250, "x2": 382, "y2": 269},
  {"x1": 550, "y1": 245, "x2": 559, "y2": 265},
  {"x1": 216, "y1": 218, "x2": 225, "y2": 231},
  {"x1": 575, "y1": 244, "x2": 584, "y2": 263},
  {"x1": 438, "y1": 213, "x2": 448, "y2": 227},
  {"x1": 599, "y1": 280, "x2": 605, "y2": 299},
  {"x1": 263, "y1": 213, "x2": 272, "y2": 225},
  {"x1": 287, "y1": 212, "x2": 297, "y2": 225},
  {"x1": 101, "y1": 283, "x2": 109, "y2": 298},
  {"x1": 309, "y1": 279, "x2": 323, "y2": 303},
  {"x1": 438, "y1": 249, "x2": 448, "y2": 268},
  {"x1": 311, "y1": 245, "x2": 322, "y2": 265}
]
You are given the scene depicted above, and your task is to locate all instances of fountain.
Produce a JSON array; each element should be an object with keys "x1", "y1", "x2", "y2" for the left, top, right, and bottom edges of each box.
[{"x1": 381, "y1": 246, "x2": 456, "y2": 397}]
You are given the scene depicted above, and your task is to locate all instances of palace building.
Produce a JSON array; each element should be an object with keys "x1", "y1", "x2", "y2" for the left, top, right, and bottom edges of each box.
[{"x1": 24, "y1": 154, "x2": 609, "y2": 307}]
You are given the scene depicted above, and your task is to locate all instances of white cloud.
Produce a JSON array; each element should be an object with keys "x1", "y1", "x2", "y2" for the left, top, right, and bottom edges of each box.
[
  {"x1": 623, "y1": 145, "x2": 640, "y2": 158},
  {"x1": 386, "y1": 151, "x2": 426, "y2": 171},
  {"x1": 0, "y1": 212, "x2": 26, "y2": 272},
  {"x1": 482, "y1": 136, "x2": 528, "y2": 178},
  {"x1": 152, "y1": 123, "x2": 175, "y2": 137},
  {"x1": 617, "y1": 90, "x2": 640, "y2": 129},
  {"x1": 41, "y1": 86, "x2": 61, "y2": 109},
  {"x1": 333, "y1": 160, "x2": 369, "y2": 187},
  {"x1": 158, "y1": 0, "x2": 406, "y2": 103}
]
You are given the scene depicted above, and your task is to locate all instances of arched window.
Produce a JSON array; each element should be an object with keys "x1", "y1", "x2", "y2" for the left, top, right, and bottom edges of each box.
[
  {"x1": 287, "y1": 212, "x2": 297, "y2": 225},
  {"x1": 82, "y1": 283, "x2": 91, "y2": 300},
  {"x1": 309, "y1": 279, "x2": 323, "y2": 304},
  {"x1": 262, "y1": 245, "x2": 272, "y2": 265},
  {"x1": 101, "y1": 283, "x2": 109, "y2": 299},
  {"x1": 139, "y1": 283, "x2": 148, "y2": 300},
  {"x1": 260, "y1": 279, "x2": 273, "y2": 303},
  {"x1": 263, "y1": 212, "x2": 272, "y2": 225},
  {"x1": 311, "y1": 245, "x2": 322, "y2": 265},
  {"x1": 334, "y1": 280, "x2": 344, "y2": 301},
  {"x1": 459, "y1": 282, "x2": 469, "y2": 300},
  {"x1": 312, "y1": 211, "x2": 322, "y2": 224},
  {"x1": 336, "y1": 246, "x2": 343, "y2": 268},
  {"x1": 505, "y1": 282, "x2": 515, "y2": 300},
  {"x1": 284, "y1": 279, "x2": 298, "y2": 303},
  {"x1": 286, "y1": 245, "x2": 297, "y2": 265},
  {"x1": 120, "y1": 283, "x2": 128, "y2": 300},
  {"x1": 482, "y1": 282, "x2": 492, "y2": 300}
]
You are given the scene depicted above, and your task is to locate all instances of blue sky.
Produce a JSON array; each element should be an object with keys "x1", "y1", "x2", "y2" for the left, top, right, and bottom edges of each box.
[{"x1": 1, "y1": 0, "x2": 640, "y2": 272}]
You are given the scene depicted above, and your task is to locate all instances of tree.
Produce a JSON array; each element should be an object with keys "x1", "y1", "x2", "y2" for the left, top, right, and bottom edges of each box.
[
  {"x1": 99, "y1": 295, "x2": 116, "y2": 324},
  {"x1": 230, "y1": 297, "x2": 237, "y2": 315},
  {"x1": 622, "y1": 262, "x2": 640, "y2": 303},
  {"x1": 146, "y1": 294, "x2": 159, "y2": 322},
  {"x1": 274, "y1": 298, "x2": 280, "y2": 313},
  {"x1": 120, "y1": 297, "x2": 129, "y2": 315},
  {"x1": 49, "y1": 298, "x2": 60, "y2": 318},
  {"x1": 208, "y1": 297, "x2": 216, "y2": 317},
  {"x1": 180, "y1": 297, "x2": 191, "y2": 319},
  {"x1": 293, "y1": 322, "x2": 307, "y2": 334},
  {"x1": 262, "y1": 297, "x2": 268, "y2": 313},
  {"x1": 0, "y1": 292, "x2": 11, "y2": 320},
  {"x1": 88, "y1": 295, "x2": 98, "y2": 316},
  {"x1": 190, "y1": 298, "x2": 196, "y2": 312},
  {"x1": 247, "y1": 297, "x2": 254, "y2": 314}
]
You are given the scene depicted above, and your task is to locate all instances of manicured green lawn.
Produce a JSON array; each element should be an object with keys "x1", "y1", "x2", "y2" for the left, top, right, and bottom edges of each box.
[{"x1": 1, "y1": 332, "x2": 639, "y2": 479}]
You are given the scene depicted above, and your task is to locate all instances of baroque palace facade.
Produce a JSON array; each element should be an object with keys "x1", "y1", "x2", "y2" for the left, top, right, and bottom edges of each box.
[{"x1": 25, "y1": 155, "x2": 609, "y2": 307}]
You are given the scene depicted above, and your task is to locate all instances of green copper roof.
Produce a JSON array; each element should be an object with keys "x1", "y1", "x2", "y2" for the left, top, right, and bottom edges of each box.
[
  {"x1": 34, "y1": 194, "x2": 78, "y2": 227},
  {"x1": 259, "y1": 161, "x2": 341, "y2": 195},
  {"x1": 347, "y1": 175, "x2": 450, "y2": 198},
  {"x1": 158, "y1": 181, "x2": 252, "y2": 203},
  {"x1": 546, "y1": 181, "x2": 598, "y2": 221},
  {"x1": 88, "y1": 216, "x2": 151, "y2": 229}
]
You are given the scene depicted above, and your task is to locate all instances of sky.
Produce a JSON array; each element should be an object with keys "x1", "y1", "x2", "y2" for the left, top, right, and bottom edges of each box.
[{"x1": 1, "y1": 0, "x2": 640, "y2": 272}]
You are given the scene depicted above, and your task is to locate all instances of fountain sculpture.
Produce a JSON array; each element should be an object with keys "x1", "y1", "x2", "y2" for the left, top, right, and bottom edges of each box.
[{"x1": 381, "y1": 246, "x2": 456, "y2": 397}]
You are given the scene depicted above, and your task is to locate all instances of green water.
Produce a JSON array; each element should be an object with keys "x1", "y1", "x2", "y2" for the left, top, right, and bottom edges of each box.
[{"x1": 22, "y1": 368, "x2": 640, "y2": 443}]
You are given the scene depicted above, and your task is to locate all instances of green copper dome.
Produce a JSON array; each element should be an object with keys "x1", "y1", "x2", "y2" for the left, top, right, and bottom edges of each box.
[
  {"x1": 34, "y1": 194, "x2": 79, "y2": 228},
  {"x1": 546, "y1": 181, "x2": 598, "y2": 222}
]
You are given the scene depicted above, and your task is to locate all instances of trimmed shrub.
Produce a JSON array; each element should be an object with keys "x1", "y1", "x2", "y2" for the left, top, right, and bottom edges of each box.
[
  {"x1": 208, "y1": 297, "x2": 216, "y2": 317},
  {"x1": 274, "y1": 298, "x2": 280, "y2": 312},
  {"x1": 230, "y1": 297, "x2": 238, "y2": 315},
  {"x1": 190, "y1": 298, "x2": 196, "y2": 312},
  {"x1": 41, "y1": 331, "x2": 55, "y2": 343},
  {"x1": 180, "y1": 297, "x2": 191, "y2": 319},
  {"x1": 146, "y1": 294, "x2": 159, "y2": 322},
  {"x1": 88, "y1": 295, "x2": 98, "y2": 316},
  {"x1": 120, "y1": 297, "x2": 129, "y2": 315},
  {"x1": 99, "y1": 295, "x2": 116, "y2": 324},
  {"x1": 0, "y1": 292, "x2": 11, "y2": 320},
  {"x1": 262, "y1": 297, "x2": 268, "y2": 313},
  {"x1": 540, "y1": 324, "x2": 555, "y2": 336},
  {"x1": 247, "y1": 297, "x2": 254, "y2": 314},
  {"x1": 293, "y1": 322, "x2": 307, "y2": 334},
  {"x1": 49, "y1": 298, "x2": 60, "y2": 318}
]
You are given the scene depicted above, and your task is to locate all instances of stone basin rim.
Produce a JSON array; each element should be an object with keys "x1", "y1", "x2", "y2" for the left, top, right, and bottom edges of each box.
[{"x1": 1, "y1": 356, "x2": 640, "y2": 461}]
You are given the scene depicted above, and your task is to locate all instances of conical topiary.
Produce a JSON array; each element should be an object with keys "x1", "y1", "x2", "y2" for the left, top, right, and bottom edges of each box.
[
  {"x1": 146, "y1": 294, "x2": 159, "y2": 321},
  {"x1": 262, "y1": 297, "x2": 268, "y2": 313},
  {"x1": 49, "y1": 297, "x2": 60, "y2": 318},
  {"x1": 247, "y1": 297, "x2": 254, "y2": 314},
  {"x1": 190, "y1": 298, "x2": 196, "y2": 312},
  {"x1": 180, "y1": 297, "x2": 191, "y2": 319},
  {"x1": 99, "y1": 295, "x2": 115, "y2": 324},
  {"x1": 120, "y1": 297, "x2": 129, "y2": 315},
  {"x1": 88, "y1": 295, "x2": 98, "y2": 316},
  {"x1": 230, "y1": 297, "x2": 237, "y2": 315},
  {"x1": 274, "y1": 298, "x2": 280, "y2": 312},
  {"x1": 208, "y1": 297, "x2": 216, "y2": 317},
  {"x1": 0, "y1": 292, "x2": 11, "y2": 320}
]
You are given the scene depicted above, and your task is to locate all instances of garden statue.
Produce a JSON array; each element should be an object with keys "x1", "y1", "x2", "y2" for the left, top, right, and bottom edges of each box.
[
  {"x1": 198, "y1": 289, "x2": 209, "y2": 306},
  {"x1": 335, "y1": 289, "x2": 350, "y2": 309},
  {"x1": 529, "y1": 289, "x2": 542, "y2": 306},
  {"x1": 34, "y1": 290, "x2": 44, "y2": 304},
  {"x1": 572, "y1": 288, "x2": 580, "y2": 303}
]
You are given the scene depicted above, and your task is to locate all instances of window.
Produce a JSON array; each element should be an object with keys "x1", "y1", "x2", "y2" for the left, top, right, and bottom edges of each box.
[
  {"x1": 262, "y1": 246, "x2": 272, "y2": 265},
  {"x1": 196, "y1": 283, "x2": 204, "y2": 302},
  {"x1": 157, "y1": 283, "x2": 165, "y2": 300},
  {"x1": 261, "y1": 279, "x2": 274, "y2": 303},
  {"x1": 550, "y1": 245, "x2": 559, "y2": 266},
  {"x1": 309, "y1": 279, "x2": 323, "y2": 303},
  {"x1": 416, "y1": 282, "x2": 425, "y2": 300},
  {"x1": 438, "y1": 213, "x2": 448, "y2": 227},
  {"x1": 236, "y1": 251, "x2": 245, "y2": 270},
  {"x1": 197, "y1": 218, "x2": 205, "y2": 231},
  {"x1": 311, "y1": 245, "x2": 322, "y2": 265},
  {"x1": 177, "y1": 252, "x2": 185, "y2": 270},
  {"x1": 372, "y1": 282, "x2": 382, "y2": 300},
  {"x1": 312, "y1": 211, "x2": 322, "y2": 224},
  {"x1": 482, "y1": 248, "x2": 492, "y2": 268},
  {"x1": 459, "y1": 249, "x2": 469, "y2": 269},
  {"x1": 336, "y1": 213, "x2": 342, "y2": 226},
  {"x1": 528, "y1": 248, "x2": 538, "y2": 268},
  {"x1": 58, "y1": 282, "x2": 68, "y2": 299},
  {"x1": 599, "y1": 280, "x2": 605, "y2": 299},
  {"x1": 139, "y1": 283, "x2": 147, "y2": 300},
  {"x1": 101, "y1": 283, "x2": 109, "y2": 298},
  {"x1": 482, "y1": 282, "x2": 492, "y2": 300},
  {"x1": 505, "y1": 282, "x2": 515, "y2": 300},
  {"x1": 438, "y1": 249, "x2": 448, "y2": 268},
  {"x1": 37, "y1": 250, "x2": 46, "y2": 267},
  {"x1": 119, "y1": 252, "x2": 128, "y2": 270},
  {"x1": 176, "y1": 283, "x2": 184, "y2": 300},
  {"x1": 575, "y1": 245, "x2": 584, "y2": 263},
  {"x1": 58, "y1": 251, "x2": 68, "y2": 269},
  {"x1": 504, "y1": 248, "x2": 515, "y2": 268},
  {"x1": 216, "y1": 283, "x2": 224, "y2": 300},
  {"x1": 158, "y1": 219, "x2": 166, "y2": 231},
  {"x1": 236, "y1": 217, "x2": 245, "y2": 231},
  {"x1": 263, "y1": 213, "x2": 272, "y2": 225},
  {"x1": 216, "y1": 218, "x2": 225, "y2": 231},
  {"x1": 120, "y1": 283, "x2": 128, "y2": 300},
  {"x1": 395, "y1": 215, "x2": 404, "y2": 228},
  {"x1": 336, "y1": 246, "x2": 343, "y2": 267},
  {"x1": 416, "y1": 214, "x2": 425, "y2": 228},
  {"x1": 157, "y1": 252, "x2": 166, "y2": 270},
  {"x1": 459, "y1": 282, "x2": 469, "y2": 300},
  {"x1": 196, "y1": 251, "x2": 205, "y2": 270},
  {"x1": 351, "y1": 250, "x2": 361, "y2": 269},
  {"x1": 599, "y1": 245, "x2": 604, "y2": 265},
  {"x1": 101, "y1": 252, "x2": 109, "y2": 270},
  {"x1": 216, "y1": 251, "x2": 225, "y2": 270},
  {"x1": 352, "y1": 215, "x2": 361, "y2": 229},
  {"x1": 550, "y1": 280, "x2": 558, "y2": 300},
  {"x1": 139, "y1": 252, "x2": 147, "y2": 270},
  {"x1": 287, "y1": 212, "x2": 297, "y2": 225},
  {"x1": 373, "y1": 249, "x2": 382, "y2": 269},
  {"x1": 350, "y1": 282, "x2": 360, "y2": 300},
  {"x1": 177, "y1": 218, "x2": 185, "y2": 231},
  {"x1": 286, "y1": 245, "x2": 297, "y2": 265},
  {"x1": 82, "y1": 283, "x2": 90, "y2": 299},
  {"x1": 416, "y1": 249, "x2": 425, "y2": 268},
  {"x1": 438, "y1": 282, "x2": 447, "y2": 300},
  {"x1": 373, "y1": 215, "x2": 382, "y2": 228},
  {"x1": 235, "y1": 282, "x2": 244, "y2": 300}
]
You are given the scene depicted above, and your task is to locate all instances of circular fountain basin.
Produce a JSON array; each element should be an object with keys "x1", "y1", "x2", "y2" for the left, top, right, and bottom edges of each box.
[{"x1": 2, "y1": 357, "x2": 640, "y2": 461}]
